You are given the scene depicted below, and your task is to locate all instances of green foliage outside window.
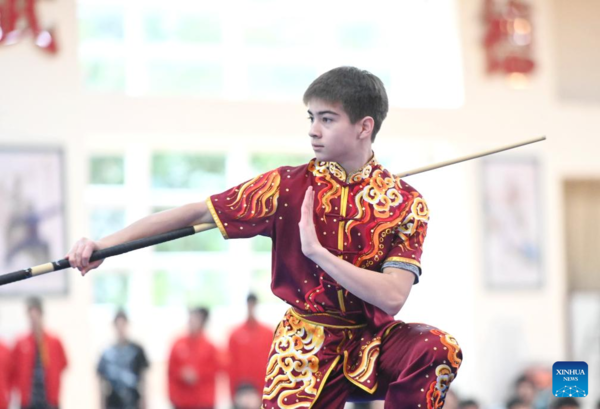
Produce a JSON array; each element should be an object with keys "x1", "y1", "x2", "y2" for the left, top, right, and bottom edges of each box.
[
  {"x1": 78, "y1": 5, "x2": 125, "y2": 41},
  {"x1": 250, "y1": 153, "x2": 309, "y2": 175},
  {"x1": 93, "y1": 271, "x2": 129, "y2": 305},
  {"x1": 152, "y1": 269, "x2": 229, "y2": 308},
  {"x1": 146, "y1": 62, "x2": 223, "y2": 97},
  {"x1": 90, "y1": 156, "x2": 125, "y2": 185},
  {"x1": 89, "y1": 208, "x2": 126, "y2": 241},
  {"x1": 143, "y1": 11, "x2": 221, "y2": 44},
  {"x1": 247, "y1": 65, "x2": 316, "y2": 99},
  {"x1": 338, "y1": 23, "x2": 379, "y2": 49},
  {"x1": 151, "y1": 153, "x2": 226, "y2": 191}
]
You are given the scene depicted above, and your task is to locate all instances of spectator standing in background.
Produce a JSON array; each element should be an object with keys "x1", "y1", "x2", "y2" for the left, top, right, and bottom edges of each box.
[
  {"x1": 0, "y1": 332, "x2": 11, "y2": 409},
  {"x1": 227, "y1": 294, "x2": 273, "y2": 398},
  {"x1": 12, "y1": 297, "x2": 67, "y2": 409},
  {"x1": 552, "y1": 398, "x2": 580, "y2": 409},
  {"x1": 506, "y1": 397, "x2": 532, "y2": 409},
  {"x1": 513, "y1": 374, "x2": 536, "y2": 408},
  {"x1": 231, "y1": 383, "x2": 261, "y2": 409},
  {"x1": 97, "y1": 310, "x2": 149, "y2": 409},
  {"x1": 168, "y1": 307, "x2": 220, "y2": 409}
]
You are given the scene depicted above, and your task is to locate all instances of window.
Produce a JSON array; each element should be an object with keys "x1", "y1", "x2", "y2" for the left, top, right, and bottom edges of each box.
[{"x1": 77, "y1": 0, "x2": 464, "y2": 108}]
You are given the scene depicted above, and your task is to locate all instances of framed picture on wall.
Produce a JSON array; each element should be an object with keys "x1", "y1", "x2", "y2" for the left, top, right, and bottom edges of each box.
[
  {"x1": 0, "y1": 147, "x2": 68, "y2": 295},
  {"x1": 482, "y1": 158, "x2": 543, "y2": 289}
]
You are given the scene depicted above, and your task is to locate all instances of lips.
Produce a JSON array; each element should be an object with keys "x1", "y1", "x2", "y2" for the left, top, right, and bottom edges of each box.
[{"x1": 312, "y1": 144, "x2": 324, "y2": 149}]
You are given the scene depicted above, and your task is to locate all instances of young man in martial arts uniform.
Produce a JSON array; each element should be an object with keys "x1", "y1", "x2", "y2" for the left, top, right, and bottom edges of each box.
[{"x1": 69, "y1": 66, "x2": 462, "y2": 408}]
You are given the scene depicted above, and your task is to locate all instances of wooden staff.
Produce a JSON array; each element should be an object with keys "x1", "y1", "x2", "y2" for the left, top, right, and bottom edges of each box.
[{"x1": 0, "y1": 136, "x2": 546, "y2": 287}]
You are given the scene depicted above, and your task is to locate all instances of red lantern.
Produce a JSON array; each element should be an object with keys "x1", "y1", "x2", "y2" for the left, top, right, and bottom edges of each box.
[
  {"x1": 482, "y1": 0, "x2": 534, "y2": 76},
  {"x1": 0, "y1": 0, "x2": 58, "y2": 53}
]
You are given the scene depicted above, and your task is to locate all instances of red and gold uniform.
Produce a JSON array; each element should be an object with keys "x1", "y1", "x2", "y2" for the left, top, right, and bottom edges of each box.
[{"x1": 207, "y1": 157, "x2": 461, "y2": 409}]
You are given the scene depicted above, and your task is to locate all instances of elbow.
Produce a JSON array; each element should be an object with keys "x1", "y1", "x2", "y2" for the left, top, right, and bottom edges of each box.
[{"x1": 382, "y1": 295, "x2": 406, "y2": 316}]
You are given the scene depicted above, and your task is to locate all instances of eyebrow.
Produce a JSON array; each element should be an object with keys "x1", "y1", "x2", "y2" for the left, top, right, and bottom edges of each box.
[{"x1": 307, "y1": 109, "x2": 340, "y2": 116}]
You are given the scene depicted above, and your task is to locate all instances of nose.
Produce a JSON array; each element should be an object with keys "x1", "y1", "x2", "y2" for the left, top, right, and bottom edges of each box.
[{"x1": 309, "y1": 121, "x2": 321, "y2": 139}]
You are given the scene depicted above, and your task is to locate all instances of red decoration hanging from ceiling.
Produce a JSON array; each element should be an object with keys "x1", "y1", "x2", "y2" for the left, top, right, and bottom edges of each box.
[
  {"x1": 0, "y1": 0, "x2": 58, "y2": 53},
  {"x1": 482, "y1": 0, "x2": 534, "y2": 75}
]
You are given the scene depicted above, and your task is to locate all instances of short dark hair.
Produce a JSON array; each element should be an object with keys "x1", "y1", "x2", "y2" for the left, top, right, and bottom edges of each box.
[
  {"x1": 247, "y1": 293, "x2": 258, "y2": 304},
  {"x1": 235, "y1": 382, "x2": 258, "y2": 395},
  {"x1": 303, "y1": 66, "x2": 389, "y2": 142},
  {"x1": 26, "y1": 297, "x2": 43, "y2": 314},
  {"x1": 514, "y1": 374, "x2": 533, "y2": 386},
  {"x1": 191, "y1": 307, "x2": 209, "y2": 322},
  {"x1": 459, "y1": 399, "x2": 479, "y2": 409},
  {"x1": 113, "y1": 309, "x2": 128, "y2": 324},
  {"x1": 506, "y1": 397, "x2": 526, "y2": 409},
  {"x1": 553, "y1": 398, "x2": 580, "y2": 409}
]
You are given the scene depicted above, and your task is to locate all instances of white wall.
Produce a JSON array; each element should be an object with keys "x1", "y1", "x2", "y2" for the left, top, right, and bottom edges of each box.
[{"x1": 1, "y1": 0, "x2": 600, "y2": 407}]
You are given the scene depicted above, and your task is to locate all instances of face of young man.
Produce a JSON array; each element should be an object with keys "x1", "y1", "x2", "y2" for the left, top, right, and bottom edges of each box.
[{"x1": 306, "y1": 99, "x2": 369, "y2": 166}]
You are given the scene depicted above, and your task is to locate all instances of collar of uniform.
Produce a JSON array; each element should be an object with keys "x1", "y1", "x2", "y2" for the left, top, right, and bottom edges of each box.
[{"x1": 315, "y1": 154, "x2": 381, "y2": 184}]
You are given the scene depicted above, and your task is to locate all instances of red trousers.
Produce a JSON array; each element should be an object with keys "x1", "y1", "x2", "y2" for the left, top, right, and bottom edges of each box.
[{"x1": 311, "y1": 322, "x2": 462, "y2": 409}]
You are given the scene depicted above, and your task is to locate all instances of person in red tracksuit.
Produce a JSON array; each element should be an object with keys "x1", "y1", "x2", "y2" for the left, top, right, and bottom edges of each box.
[
  {"x1": 226, "y1": 293, "x2": 273, "y2": 400},
  {"x1": 12, "y1": 297, "x2": 68, "y2": 409},
  {"x1": 168, "y1": 307, "x2": 220, "y2": 409},
  {"x1": 0, "y1": 338, "x2": 11, "y2": 409}
]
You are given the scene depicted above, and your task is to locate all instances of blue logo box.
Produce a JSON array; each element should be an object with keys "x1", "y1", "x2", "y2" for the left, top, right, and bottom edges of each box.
[{"x1": 553, "y1": 361, "x2": 588, "y2": 397}]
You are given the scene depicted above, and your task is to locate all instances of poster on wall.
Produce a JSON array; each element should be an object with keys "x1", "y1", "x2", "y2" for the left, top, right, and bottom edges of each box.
[
  {"x1": 0, "y1": 147, "x2": 68, "y2": 295},
  {"x1": 482, "y1": 158, "x2": 542, "y2": 289}
]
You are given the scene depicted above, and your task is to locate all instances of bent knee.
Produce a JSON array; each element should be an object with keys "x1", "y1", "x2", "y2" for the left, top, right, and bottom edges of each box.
[{"x1": 408, "y1": 324, "x2": 463, "y2": 372}]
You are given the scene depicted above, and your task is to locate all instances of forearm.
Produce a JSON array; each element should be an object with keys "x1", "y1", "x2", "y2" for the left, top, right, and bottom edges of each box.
[
  {"x1": 98, "y1": 202, "x2": 213, "y2": 248},
  {"x1": 309, "y1": 248, "x2": 408, "y2": 316}
]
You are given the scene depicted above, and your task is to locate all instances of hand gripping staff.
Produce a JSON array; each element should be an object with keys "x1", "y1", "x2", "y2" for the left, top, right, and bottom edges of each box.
[{"x1": 0, "y1": 136, "x2": 545, "y2": 287}]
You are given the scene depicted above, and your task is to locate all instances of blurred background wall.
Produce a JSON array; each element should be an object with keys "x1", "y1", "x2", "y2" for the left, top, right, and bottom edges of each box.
[{"x1": 0, "y1": 0, "x2": 599, "y2": 407}]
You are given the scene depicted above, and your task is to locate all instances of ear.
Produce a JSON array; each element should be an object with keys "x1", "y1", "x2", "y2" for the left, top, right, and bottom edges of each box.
[{"x1": 357, "y1": 117, "x2": 375, "y2": 141}]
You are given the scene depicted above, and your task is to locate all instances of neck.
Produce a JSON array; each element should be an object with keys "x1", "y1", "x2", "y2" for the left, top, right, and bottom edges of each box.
[
  {"x1": 337, "y1": 149, "x2": 373, "y2": 176},
  {"x1": 32, "y1": 326, "x2": 43, "y2": 338}
]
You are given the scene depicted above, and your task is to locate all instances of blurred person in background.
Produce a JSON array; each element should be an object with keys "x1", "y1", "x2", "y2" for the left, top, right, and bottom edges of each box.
[
  {"x1": 459, "y1": 399, "x2": 480, "y2": 409},
  {"x1": 0, "y1": 327, "x2": 11, "y2": 409},
  {"x1": 168, "y1": 307, "x2": 220, "y2": 409},
  {"x1": 97, "y1": 310, "x2": 149, "y2": 409},
  {"x1": 513, "y1": 374, "x2": 536, "y2": 407},
  {"x1": 227, "y1": 293, "x2": 273, "y2": 398},
  {"x1": 506, "y1": 397, "x2": 531, "y2": 409},
  {"x1": 552, "y1": 398, "x2": 580, "y2": 409},
  {"x1": 231, "y1": 383, "x2": 261, "y2": 409},
  {"x1": 12, "y1": 297, "x2": 67, "y2": 409},
  {"x1": 525, "y1": 365, "x2": 553, "y2": 409}
]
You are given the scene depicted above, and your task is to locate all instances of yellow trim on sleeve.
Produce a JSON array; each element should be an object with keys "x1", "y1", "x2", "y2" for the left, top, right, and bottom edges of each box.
[
  {"x1": 206, "y1": 197, "x2": 229, "y2": 239},
  {"x1": 382, "y1": 256, "x2": 421, "y2": 268}
]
